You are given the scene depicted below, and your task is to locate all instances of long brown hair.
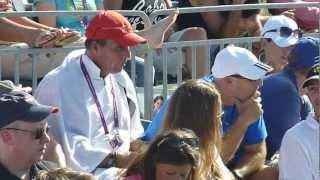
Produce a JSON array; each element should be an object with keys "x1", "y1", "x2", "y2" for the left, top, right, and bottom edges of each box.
[
  {"x1": 161, "y1": 79, "x2": 224, "y2": 179},
  {"x1": 124, "y1": 129, "x2": 201, "y2": 180}
]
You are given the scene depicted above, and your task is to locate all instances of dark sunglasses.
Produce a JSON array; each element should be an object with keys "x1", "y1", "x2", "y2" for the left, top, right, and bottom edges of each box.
[
  {"x1": 1, "y1": 126, "x2": 49, "y2": 139},
  {"x1": 263, "y1": 27, "x2": 302, "y2": 39},
  {"x1": 157, "y1": 136, "x2": 200, "y2": 149}
]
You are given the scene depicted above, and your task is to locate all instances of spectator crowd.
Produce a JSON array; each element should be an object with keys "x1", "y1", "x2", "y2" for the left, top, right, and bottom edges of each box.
[{"x1": 0, "y1": 0, "x2": 319, "y2": 180}]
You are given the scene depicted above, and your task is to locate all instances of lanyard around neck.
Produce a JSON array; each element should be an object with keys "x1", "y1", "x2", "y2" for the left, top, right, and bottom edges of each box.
[{"x1": 79, "y1": 55, "x2": 119, "y2": 135}]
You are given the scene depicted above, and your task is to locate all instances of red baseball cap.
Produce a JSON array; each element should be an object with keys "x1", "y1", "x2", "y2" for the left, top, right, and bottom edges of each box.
[{"x1": 85, "y1": 11, "x2": 146, "y2": 47}]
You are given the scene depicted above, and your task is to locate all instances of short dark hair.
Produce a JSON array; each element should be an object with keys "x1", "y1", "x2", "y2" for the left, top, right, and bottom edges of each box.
[{"x1": 84, "y1": 39, "x2": 108, "y2": 49}]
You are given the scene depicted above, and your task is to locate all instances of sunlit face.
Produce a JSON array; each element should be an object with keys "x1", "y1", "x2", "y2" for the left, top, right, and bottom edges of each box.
[
  {"x1": 10, "y1": 120, "x2": 50, "y2": 166},
  {"x1": 263, "y1": 40, "x2": 294, "y2": 72},
  {"x1": 305, "y1": 80, "x2": 320, "y2": 116},
  {"x1": 95, "y1": 40, "x2": 131, "y2": 74},
  {"x1": 155, "y1": 163, "x2": 192, "y2": 180},
  {"x1": 230, "y1": 76, "x2": 262, "y2": 102}
]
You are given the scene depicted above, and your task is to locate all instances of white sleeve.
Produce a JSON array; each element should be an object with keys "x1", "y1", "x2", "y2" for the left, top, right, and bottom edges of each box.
[
  {"x1": 35, "y1": 76, "x2": 109, "y2": 173},
  {"x1": 279, "y1": 132, "x2": 313, "y2": 180}
]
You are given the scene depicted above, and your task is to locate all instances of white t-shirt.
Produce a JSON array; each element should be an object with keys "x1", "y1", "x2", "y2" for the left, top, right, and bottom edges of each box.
[
  {"x1": 35, "y1": 49, "x2": 144, "y2": 179},
  {"x1": 279, "y1": 113, "x2": 320, "y2": 180}
]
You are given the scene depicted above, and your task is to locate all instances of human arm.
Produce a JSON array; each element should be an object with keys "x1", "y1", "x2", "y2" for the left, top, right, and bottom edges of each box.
[
  {"x1": 232, "y1": 141, "x2": 267, "y2": 179},
  {"x1": 103, "y1": 0, "x2": 122, "y2": 10},
  {"x1": 0, "y1": 17, "x2": 57, "y2": 47},
  {"x1": 221, "y1": 91, "x2": 263, "y2": 163}
]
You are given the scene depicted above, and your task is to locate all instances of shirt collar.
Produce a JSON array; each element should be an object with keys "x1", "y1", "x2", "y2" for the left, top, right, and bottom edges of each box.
[
  {"x1": 81, "y1": 53, "x2": 103, "y2": 80},
  {"x1": 305, "y1": 113, "x2": 320, "y2": 130}
]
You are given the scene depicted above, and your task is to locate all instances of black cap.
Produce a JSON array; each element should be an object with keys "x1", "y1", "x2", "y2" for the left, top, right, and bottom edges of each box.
[
  {"x1": 303, "y1": 64, "x2": 320, "y2": 88},
  {"x1": 0, "y1": 88, "x2": 58, "y2": 128}
]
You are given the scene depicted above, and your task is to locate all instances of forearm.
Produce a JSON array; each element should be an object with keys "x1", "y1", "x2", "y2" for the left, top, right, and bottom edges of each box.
[
  {"x1": 0, "y1": 17, "x2": 36, "y2": 43},
  {"x1": 8, "y1": 17, "x2": 54, "y2": 30},
  {"x1": 232, "y1": 150, "x2": 266, "y2": 178},
  {"x1": 222, "y1": 117, "x2": 249, "y2": 163}
]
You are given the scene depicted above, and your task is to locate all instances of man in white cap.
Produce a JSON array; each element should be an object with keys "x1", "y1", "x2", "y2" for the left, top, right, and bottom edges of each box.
[
  {"x1": 144, "y1": 45, "x2": 274, "y2": 179},
  {"x1": 260, "y1": 15, "x2": 300, "y2": 73}
]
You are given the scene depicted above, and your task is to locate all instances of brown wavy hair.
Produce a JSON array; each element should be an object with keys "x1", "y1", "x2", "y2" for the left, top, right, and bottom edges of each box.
[{"x1": 161, "y1": 79, "x2": 224, "y2": 179}]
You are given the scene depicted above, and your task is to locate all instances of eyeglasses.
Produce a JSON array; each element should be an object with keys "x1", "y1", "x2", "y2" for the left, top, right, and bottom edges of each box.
[
  {"x1": 263, "y1": 27, "x2": 302, "y2": 39},
  {"x1": 1, "y1": 126, "x2": 49, "y2": 139},
  {"x1": 157, "y1": 136, "x2": 200, "y2": 149}
]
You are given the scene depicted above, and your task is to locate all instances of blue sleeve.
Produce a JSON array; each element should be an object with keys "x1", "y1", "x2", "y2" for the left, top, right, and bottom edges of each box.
[
  {"x1": 142, "y1": 99, "x2": 170, "y2": 142},
  {"x1": 243, "y1": 114, "x2": 268, "y2": 145}
]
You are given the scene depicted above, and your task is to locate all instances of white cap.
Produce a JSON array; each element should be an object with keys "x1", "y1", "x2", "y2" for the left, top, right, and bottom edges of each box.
[
  {"x1": 262, "y1": 15, "x2": 299, "y2": 47},
  {"x1": 211, "y1": 46, "x2": 273, "y2": 80}
]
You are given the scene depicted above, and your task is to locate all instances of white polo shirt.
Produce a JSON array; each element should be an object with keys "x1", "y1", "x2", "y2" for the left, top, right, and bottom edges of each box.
[{"x1": 279, "y1": 113, "x2": 320, "y2": 180}]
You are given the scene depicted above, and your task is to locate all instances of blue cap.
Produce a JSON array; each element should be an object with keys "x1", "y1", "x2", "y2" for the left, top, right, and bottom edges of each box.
[
  {"x1": 0, "y1": 90, "x2": 58, "y2": 128},
  {"x1": 288, "y1": 37, "x2": 320, "y2": 69}
]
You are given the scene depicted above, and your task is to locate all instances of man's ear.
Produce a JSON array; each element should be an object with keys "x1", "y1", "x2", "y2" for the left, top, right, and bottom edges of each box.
[{"x1": 0, "y1": 131, "x2": 14, "y2": 145}]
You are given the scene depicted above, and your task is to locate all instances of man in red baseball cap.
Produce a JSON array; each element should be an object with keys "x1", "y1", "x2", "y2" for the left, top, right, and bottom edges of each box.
[{"x1": 35, "y1": 11, "x2": 147, "y2": 178}]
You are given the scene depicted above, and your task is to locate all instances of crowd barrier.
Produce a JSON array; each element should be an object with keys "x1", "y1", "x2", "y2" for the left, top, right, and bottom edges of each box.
[{"x1": 0, "y1": 2, "x2": 319, "y2": 120}]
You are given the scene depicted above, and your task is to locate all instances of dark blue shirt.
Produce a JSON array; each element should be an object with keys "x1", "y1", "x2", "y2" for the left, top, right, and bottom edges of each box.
[{"x1": 260, "y1": 67, "x2": 311, "y2": 159}]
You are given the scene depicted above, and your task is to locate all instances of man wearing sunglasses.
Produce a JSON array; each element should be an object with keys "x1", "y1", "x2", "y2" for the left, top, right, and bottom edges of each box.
[
  {"x1": 261, "y1": 37, "x2": 320, "y2": 160},
  {"x1": 260, "y1": 15, "x2": 301, "y2": 73},
  {"x1": 0, "y1": 82, "x2": 58, "y2": 180}
]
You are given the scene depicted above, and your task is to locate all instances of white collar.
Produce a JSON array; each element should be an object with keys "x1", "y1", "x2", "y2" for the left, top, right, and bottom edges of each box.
[
  {"x1": 81, "y1": 53, "x2": 104, "y2": 80},
  {"x1": 305, "y1": 113, "x2": 320, "y2": 130}
]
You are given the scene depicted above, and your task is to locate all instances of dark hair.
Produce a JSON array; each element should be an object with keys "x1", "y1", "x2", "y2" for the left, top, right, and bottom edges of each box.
[
  {"x1": 124, "y1": 129, "x2": 201, "y2": 180},
  {"x1": 153, "y1": 96, "x2": 164, "y2": 103},
  {"x1": 84, "y1": 39, "x2": 108, "y2": 49}
]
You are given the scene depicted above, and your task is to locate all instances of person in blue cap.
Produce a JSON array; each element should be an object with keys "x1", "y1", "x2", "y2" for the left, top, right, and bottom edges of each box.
[
  {"x1": 0, "y1": 82, "x2": 58, "y2": 180},
  {"x1": 260, "y1": 37, "x2": 320, "y2": 160}
]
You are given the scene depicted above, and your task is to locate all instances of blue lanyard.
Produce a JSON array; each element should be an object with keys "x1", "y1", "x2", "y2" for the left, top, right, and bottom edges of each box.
[{"x1": 80, "y1": 55, "x2": 119, "y2": 135}]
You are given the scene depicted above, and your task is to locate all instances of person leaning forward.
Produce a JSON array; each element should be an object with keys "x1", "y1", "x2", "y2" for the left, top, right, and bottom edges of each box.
[{"x1": 35, "y1": 11, "x2": 146, "y2": 179}]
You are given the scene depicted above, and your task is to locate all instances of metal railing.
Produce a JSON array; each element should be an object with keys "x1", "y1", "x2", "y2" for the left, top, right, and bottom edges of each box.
[{"x1": 0, "y1": 2, "x2": 319, "y2": 120}]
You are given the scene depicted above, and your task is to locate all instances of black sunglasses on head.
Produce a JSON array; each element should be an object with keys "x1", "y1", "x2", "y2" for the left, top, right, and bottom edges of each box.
[
  {"x1": 263, "y1": 27, "x2": 302, "y2": 39},
  {"x1": 1, "y1": 126, "x2": 49, "y2": 140}
]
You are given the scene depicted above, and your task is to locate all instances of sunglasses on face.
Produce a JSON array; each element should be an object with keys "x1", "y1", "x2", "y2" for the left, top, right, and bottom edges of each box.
[
  {"x1": 263, "y1": 27, "x2": 302, "y2": 39},
  {"x1": 1, "y1": 126, "x2": 49, "y2": 140},
  {"x1": 157, "y1": 136, "x2": 200, "y2": 150}
]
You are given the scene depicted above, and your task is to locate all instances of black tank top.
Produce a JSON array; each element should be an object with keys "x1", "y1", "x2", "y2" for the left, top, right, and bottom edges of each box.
[
  {"x1": 176, "y1": 0, "x2": 229, "y2": 39},
  {"x1": 122, "y1": 0, "x2": 167, "y2": 30}
]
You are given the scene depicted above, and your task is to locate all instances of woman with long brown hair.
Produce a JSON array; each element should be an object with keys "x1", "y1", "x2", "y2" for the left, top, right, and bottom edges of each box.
[{"x1": 161, "y1": 79, "x2": 234, "y2": 179}]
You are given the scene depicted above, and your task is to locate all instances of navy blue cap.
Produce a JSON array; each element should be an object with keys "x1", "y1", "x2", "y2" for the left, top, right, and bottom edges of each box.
[
  {"x1": 303, "y1": 64, "x2": 320, "y2": 88},
  {"x1": 0, "y1": 91, "x2": 58, "y2": 128},
  {"x1": 288, "y1": 37, "x2": 320, "y2": 70}
]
